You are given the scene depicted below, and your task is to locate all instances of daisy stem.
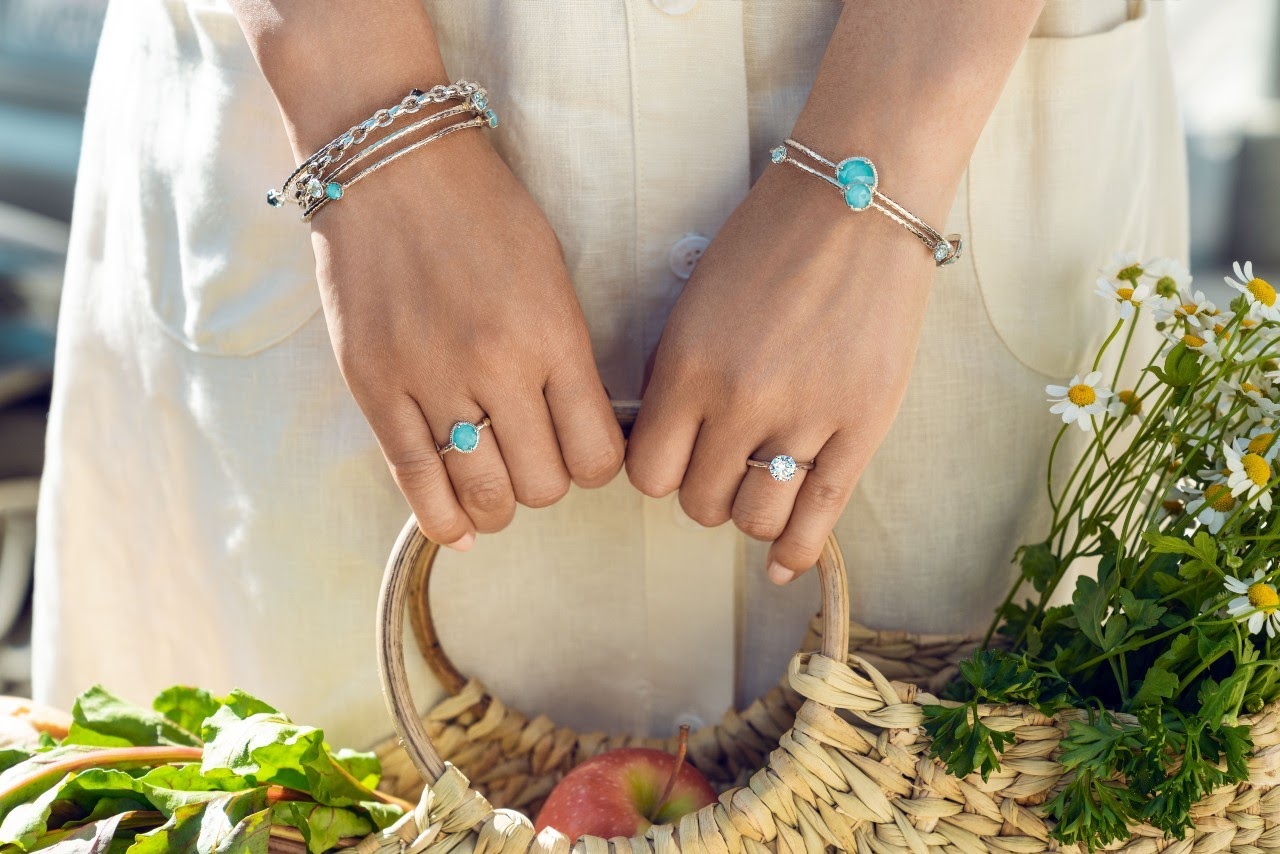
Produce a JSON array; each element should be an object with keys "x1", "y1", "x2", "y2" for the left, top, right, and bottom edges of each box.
[
  {"x1": 1110, "y1": 310, "x2": 1139, "y2": 391},
  {"x1": 1046, "y1": 425, "x2": 1069, "y2": 515},
  {"x1": 1092, "y1": 319, "x2": 1126, "y2": 373}
]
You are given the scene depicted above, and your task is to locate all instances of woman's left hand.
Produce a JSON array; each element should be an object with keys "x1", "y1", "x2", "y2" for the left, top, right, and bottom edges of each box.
[{"x1": 626, "y1": 163, "x2": 939, "y2": 584}]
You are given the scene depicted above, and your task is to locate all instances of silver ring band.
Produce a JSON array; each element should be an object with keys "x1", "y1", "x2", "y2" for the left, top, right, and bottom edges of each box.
[
  {"x1": 437, "y1": 417, "x2": 491, "y2": 456},
  {"x1": 748, "y1": 454, "x2": 815, "y2": 483}
]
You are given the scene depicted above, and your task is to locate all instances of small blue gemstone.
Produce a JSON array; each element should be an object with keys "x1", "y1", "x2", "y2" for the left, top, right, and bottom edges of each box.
[
  {"x1": 770, "y1": 145, "x2": 786, "y2": 164},
  {"x1": 844, "y1": 183, "x2": 873, "y2": 210},
  {"x1": 451, "y1": 422, "x2": 480, "y2": 453},
  {"x1": 472, "y1": 93, "x2": 488, "y2": 111},
  {"x1": 836, "y1": 156, "x2": 877, "y2": 188},
  {"x1": 324, "y1": 182, "x2": 343, "y2": 201},
  {"x1": 484, "y1": 109, "x2": 498, "y2": 128}
]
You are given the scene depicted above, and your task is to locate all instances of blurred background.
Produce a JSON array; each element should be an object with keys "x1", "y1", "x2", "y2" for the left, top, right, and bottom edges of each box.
[{"x1": 0, "y1": 1, "x2": 1277, "y2": 697}]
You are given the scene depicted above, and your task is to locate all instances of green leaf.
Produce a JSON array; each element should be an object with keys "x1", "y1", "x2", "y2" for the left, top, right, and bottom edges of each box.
[
  {"x1": 0, "y1": 769, "x2": 143, "y2": 850},
  {"x1": 0, "y1": 755, "x2": 29, "y2": 778},
  {"x1": 271, "y1": 802, "x2": 372, "y2": 853},
  {"x1": 1141, "y1": 532, "x2": 1200, "y2": 558},
  {"x1": 126, "y1": 789, "x2": 268, "y2": 854},
  {"x1": 150, "y1": 689, "x2": 220, "y2": 741},
  {"x1": 329, "y1": 751, "x2": 380, "y2": 792},
  {"x1": 1015, "y1": 543, "x2": 1058, "y2": 594},
  {"x1": 1131, "y1": 667, "x2": 1178, "y2": 708},
  {"x1": 64, "y1": 688, "x2": 201, "y2": 749},
  {"x1": 32, "y1": 811, "x2": 127, "y2": 854},
  {"x1": 1071, "y1": 575, "x2": 1110, "y2": 649},
  {"x1": 135, "y1": 765, "x2": 250, "y2": 816},
  {"x1": 1191, "y1": 532, "x2": 1218, "y2": 565},
  {"x1": 1161, "y1": 341, "x2": 1203, "y2": 387},
  {"x1": 922, "y1": 703, "x2": 1013, "y2": 781}
]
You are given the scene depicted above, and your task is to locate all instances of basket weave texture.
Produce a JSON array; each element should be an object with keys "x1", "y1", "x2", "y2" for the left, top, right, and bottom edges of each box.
[{"x1": 362, "y1": 520, "x2": 1280, "y2": 853}]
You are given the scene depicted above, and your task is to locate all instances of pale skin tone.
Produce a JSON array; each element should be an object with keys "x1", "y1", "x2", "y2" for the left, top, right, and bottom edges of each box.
[{"x1": 231, "y1": 0, "x2": 1044, "y2": 581}]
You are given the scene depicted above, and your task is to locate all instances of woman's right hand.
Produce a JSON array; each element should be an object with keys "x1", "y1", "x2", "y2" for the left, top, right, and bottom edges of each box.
[{"x1": 309, "y1": 130, "x2": 625, "y2": 548}]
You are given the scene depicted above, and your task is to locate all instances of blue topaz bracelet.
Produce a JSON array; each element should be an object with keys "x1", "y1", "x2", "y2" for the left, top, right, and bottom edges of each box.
[
  {"x1": 770, "y1": 138, "x2": 962, "y2": 267},
  {"x1": 267, "y1": 81, "x2": 496, "y2": 218}
]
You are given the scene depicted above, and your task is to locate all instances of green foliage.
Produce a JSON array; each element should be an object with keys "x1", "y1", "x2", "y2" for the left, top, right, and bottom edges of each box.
[
  {"x1": 925, "y1": 259, "x2": 1280, "y2": 850},
  {"x1": 0, "y1": 687, "x2": 398, "y2": 854}
]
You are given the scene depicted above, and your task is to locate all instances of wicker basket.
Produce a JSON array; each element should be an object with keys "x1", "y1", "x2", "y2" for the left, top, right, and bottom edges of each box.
[{"x1": 360, "y1": 510, "x2": 1280, "y2": 852}]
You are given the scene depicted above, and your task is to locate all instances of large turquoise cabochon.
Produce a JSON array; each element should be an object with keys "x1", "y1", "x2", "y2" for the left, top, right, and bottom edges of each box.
[
  {"x1": 451, "y1": 422, "x2": 480, "y2": 452},
  {"x1": 836, "y1": 156, "x2": 877, "y2": 188}
]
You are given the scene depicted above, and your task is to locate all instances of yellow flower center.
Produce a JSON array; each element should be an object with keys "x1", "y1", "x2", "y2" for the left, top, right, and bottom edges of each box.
[
  {"x1": 1179, "y1": 303, "x2": 1199, "y2": 316},
  {"x1": 1067, "y1": 384, "x2": 1097, "y2": 406},
  {"x1": 1117, "y1": 389, "x2": 1140, "y2": 414},
  {"x1": 1248, "y1": 581, "x2": 1279, "y2": 613},
  {"x1": 1243, "y1": 382, "x2": 1260, "y2": 394},
  {"x1": 1245, "y1": 318, "x2": 1259, "y2": 329},
  {"x1": 1249, "y1": 433, "x2": 1276, "y2": 455},
  {"x1": 1155, "y1": 275, "x2": 1178, "y2": 297},
  {"x1": 1183, "y1": 334, "x2": 1206, "y2": 348},
  {"x1": 1205, "y1": 483, "x2": 1237, "y2": 513},
  {"x1": 1116, "y1": 287, "x2": 1135, "y2": 303},
  {"x1": 1215, "y1": 323, "x2": 1229, "y2": 336},
  {"x1": 1243, "y1": 453, "x2": 1272, "y2": 487},
  {"x1": 1248, "y1": 277, "x2": 1276, "y2": 307}
]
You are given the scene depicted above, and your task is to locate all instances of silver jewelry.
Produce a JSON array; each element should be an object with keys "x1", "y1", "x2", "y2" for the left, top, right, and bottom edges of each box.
[
  {"x1": 437, "y1": 418, "x2": 491, "y2": 456},
  {"x1": 747, "y1": 454, "x2": 815, "y2": 483},
  {"x1": 268, "y1": 81, "x2": 495, "y2": 214},
  {"x1": 769, "y1": 138, "x2": 963, "y2": 267}
]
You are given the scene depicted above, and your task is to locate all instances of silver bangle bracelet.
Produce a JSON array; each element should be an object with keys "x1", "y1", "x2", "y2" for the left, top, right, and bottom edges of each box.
[
  {"x1": 268, "y1": 81, "x2": 494, "y2": 213},
  {"x1": 770, "y1": 138, "x2": 963, "y2": 267}
]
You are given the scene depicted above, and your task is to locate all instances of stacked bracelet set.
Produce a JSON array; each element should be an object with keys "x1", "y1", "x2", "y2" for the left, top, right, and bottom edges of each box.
[
  {"x1": 770, "y1": 138, "x2": 963, "y2": 267},
  {"x1": 267, "y1": 81, "x2": 496, "y2": 221}
]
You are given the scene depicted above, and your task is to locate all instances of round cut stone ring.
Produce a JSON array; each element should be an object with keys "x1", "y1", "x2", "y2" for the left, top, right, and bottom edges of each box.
[
  {"x1": 437, "y1": 417, "x2": 491, "y2": 456},
  {"x1": 747, "y1": 454, "x2": 815, "y2": 483}
]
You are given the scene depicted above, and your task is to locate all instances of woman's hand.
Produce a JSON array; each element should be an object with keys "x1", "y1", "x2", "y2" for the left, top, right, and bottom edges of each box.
[
  {"x1": 311, "y1": 131, "x2": 624, "y2": 547},
  {"x1": 627, "y1": 165, "x2": 935, "y2": 582}
]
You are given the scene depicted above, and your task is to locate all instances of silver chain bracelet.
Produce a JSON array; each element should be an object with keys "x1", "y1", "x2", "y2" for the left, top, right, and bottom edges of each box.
[
  {"x1": 267, "y1": 81, "x2": 495, "y2": 215},
  {"x1": 770, "y1": 138, "x2": 963, "y2": 267}
]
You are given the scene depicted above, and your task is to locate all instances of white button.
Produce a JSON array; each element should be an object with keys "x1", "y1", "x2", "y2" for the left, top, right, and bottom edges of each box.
[
  {"x1": 668, "y1": 234, "x2": 710, "y2": 280},
  {"x1": 674, "y1": 712, "x2": 707, "y2": 731},
  {"x1": 652, "y1": 0, "x2": 697, "y2": 15}
]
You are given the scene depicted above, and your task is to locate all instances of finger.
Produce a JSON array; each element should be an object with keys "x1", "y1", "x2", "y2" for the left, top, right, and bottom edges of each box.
[
  {"x1": 364, "y1": 392, "x2": 474, "y2": 548},
  {"x1": 424, "y1": 399, "x2": 517, "y2": 534},
  {"x1": 731, "y1": 436, "x2": 828, "y2": 544},
  {"x1": 483, "y1": 391, "x2": 571, "y2": 509},
  {"x1": 626, "y1": 375, "x2": 699, "y2": 498},
  {"x1": 768, "y1": 430, "x2": 865, "y2": 583},
  {"x1": 545, "y1": 362, "x2": 625, "y2": 488},
  {"x1": 677, "y1": 422, "x2": 757, "y2": 528}
]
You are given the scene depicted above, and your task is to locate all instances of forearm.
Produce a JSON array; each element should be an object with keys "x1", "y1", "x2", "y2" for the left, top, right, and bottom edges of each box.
[
  {"x1": 228, "y1": 1, "x2": 450, "y2": 158},
  {"x1": 793, "y1": 0, "x2": 1045, "y2": 224}
]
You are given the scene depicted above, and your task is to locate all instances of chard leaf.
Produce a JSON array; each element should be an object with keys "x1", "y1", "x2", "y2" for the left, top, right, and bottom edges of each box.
[
  {"x1": 329, "y1": 752, "x2": 380, "y2": 792},
  {"x1": 0, "y1": 755, "x2": 28, "y2": 777},
  {"x1": 271, "y1": 802, "x2": 372, "y2": 853},
  {"x1": 32, "y1": 811, "x2": 126, "y2": 854},
  {"x1": 126, "y1": 789, "x2": 267, "y2": 854},
  {"x1": 64, "y1": 689, "x2": 200, "y2": 749},
  {"x1": 0, "y1": 770, "x2": 142, "y2": 850},
  {"x1": 150, "y1": 690, "x2": 220, "y2": 741},
  {"x1": 135, "y1": 765, "x2": 250, "y2": 816}
]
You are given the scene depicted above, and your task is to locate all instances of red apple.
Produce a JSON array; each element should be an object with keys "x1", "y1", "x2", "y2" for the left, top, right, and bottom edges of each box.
[{"x1": 534, "y1": 728, "x2": 716, "y2": 842}]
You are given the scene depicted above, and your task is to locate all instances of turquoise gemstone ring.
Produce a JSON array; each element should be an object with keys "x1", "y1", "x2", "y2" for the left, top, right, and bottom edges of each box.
[{"x1": 437, "y1": 417, "x2": 492, "y2": 456}]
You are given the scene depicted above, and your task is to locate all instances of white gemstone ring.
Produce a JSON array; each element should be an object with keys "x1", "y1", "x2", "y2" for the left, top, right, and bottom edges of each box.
[{"x1": 747, "y1": 454, "x2": 815, "y2": 483}]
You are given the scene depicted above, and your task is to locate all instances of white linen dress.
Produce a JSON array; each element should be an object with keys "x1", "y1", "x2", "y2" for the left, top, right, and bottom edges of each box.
[{"x1": 33, "y1": 0, "x2": 1186, "y2": 750}]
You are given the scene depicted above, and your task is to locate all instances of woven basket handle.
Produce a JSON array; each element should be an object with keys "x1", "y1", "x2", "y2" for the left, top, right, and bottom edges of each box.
[{"x1": 375, "y1": 402, "x2": 851, "y2": 784}]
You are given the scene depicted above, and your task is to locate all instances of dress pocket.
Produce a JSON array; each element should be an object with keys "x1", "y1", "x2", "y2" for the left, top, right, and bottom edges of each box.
[
  {"x1": 132, "y1": 1, "x2": 319, "y2": 356},
  {"x1": 967, "y1": 1, "x2": 1167, "y2": 378}
]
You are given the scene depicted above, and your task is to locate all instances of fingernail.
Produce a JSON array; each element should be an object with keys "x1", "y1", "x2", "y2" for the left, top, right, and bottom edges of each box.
[
  {"x1": 447, "y1": 532, "x2": 475, "y2": 552},
  {"x1": 767, "y1": 560, "x2": 796, "y2": 585}
]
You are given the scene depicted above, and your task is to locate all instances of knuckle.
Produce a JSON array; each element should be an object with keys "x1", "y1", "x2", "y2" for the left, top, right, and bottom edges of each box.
[
  {"x1": 457, "y1": 473, "x2": 513, "y2": 517},
  {"x1": 733, "y1": 506, "x2": 786, "y2": 542},
  {"x1": 776, "y1": 537, "x2": 824, "y2": 571},
  {"x1": 679, "y1": 490, "x2": 730, "y2": 528},
  {"x1": 515, "y1": 475, "x2": 571, "y2": 509},
  {"x1": 805, "y1": 478, "x2": 850, "y2": 515},
  {"x1": 570, "y1": 441, "x2": 625, "y2": 488},
  {"x1": 625, "y1": 458, "x2": 680, "y2": 498}
]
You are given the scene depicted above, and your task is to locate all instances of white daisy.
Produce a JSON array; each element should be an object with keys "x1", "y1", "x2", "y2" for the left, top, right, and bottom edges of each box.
[
  {"x1": 1217, "y1": 379, "x2": 1280, "y2": 420},
  {"x1": 1095, "y1": 278, "x2": 1151, "y2": 320},
  {"x1": 1225, "y1": 260, "x2": 1280, "y2": 323},
  {"x1": 1187, "y1": 482, "x2": 1239, "y2": 533},
  {"x1": 1164, "y1": 326, "x2": 1224, "y2": 363},
  {"x1": 1106, "y1": 389, "x2": 1143, "y2": 420},
  {"x1": 1046, "y1": 371, "x2": 1112, "y2": 432},
  {"x1": 1225, "y1": 440, "x2": 1276, "y2": 511},
  {"x1": 1225, "y1": 569, "x2": 1280, "y2": 638},
  {"x1": 1154, "y1": 290, "x2": 1218, "y2": 327},
  {"x1": 1143, "y1": 257, "x2": 1191, "y2": 317},
  {"x1": 1237, "y1": 425, "x2": 1279, "y2": 458},
  {"x1": 1101, "y1": 251, "x2": 1144, "y2": 283}
]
